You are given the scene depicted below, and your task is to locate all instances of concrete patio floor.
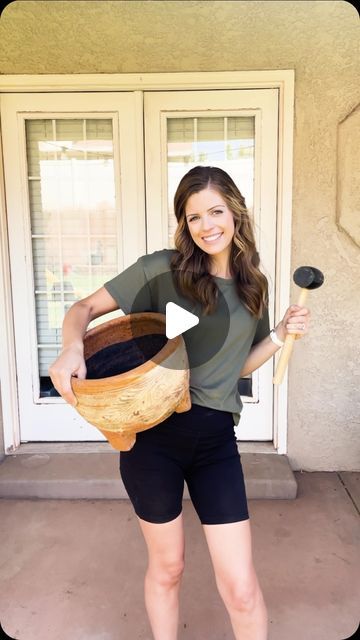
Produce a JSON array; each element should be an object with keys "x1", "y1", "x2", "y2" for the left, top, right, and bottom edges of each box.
[{"x1": 0, "y1": 471, "x2": 359, "y2": 640}]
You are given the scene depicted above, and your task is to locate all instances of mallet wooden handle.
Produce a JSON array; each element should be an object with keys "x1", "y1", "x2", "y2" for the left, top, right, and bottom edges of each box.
[{"x1": 273, "y1": 288, "x2": 309, "y2": 385}]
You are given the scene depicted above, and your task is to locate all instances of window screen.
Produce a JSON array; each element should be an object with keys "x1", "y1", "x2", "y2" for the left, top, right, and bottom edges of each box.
[{"x1": 25, "y1": 118, "x2": 119, "y2": 395}]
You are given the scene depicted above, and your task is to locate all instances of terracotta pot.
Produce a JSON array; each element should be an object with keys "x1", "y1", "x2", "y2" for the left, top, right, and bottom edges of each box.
[{"x1": 71, "y1": 312, "x2": 191, "y2": 451}]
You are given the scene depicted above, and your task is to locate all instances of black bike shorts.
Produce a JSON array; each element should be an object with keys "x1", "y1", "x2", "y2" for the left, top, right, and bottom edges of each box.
[{"x1": 119, "y1": 403, "x2": 249, "y2": 525}]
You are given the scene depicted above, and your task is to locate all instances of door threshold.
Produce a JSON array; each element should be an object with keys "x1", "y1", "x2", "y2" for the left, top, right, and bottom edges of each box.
[
  {"x1": 8, "y1": 442, "x2": 116, "y2": 455},
  {"x1": 6, "y1": 441, "x2": 278, "y2": 455},
  {"x1": 238, "y1": 441, "x2": 277, "y2": 454}
]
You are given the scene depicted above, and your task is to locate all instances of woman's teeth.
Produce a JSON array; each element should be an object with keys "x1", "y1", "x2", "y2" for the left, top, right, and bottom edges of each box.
[{"x1": 202, "y1": 233, "x2": 222, "y2": 243}]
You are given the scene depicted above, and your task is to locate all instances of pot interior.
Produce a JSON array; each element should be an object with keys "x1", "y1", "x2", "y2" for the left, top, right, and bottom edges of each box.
[{"x1": 85, "y1": 333, "x2": 168, "y2": 379}]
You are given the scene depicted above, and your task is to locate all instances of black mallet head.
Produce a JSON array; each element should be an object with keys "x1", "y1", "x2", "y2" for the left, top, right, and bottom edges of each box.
[{"x1": 293, "y1": 266, "x2": 324, "y2": 290}]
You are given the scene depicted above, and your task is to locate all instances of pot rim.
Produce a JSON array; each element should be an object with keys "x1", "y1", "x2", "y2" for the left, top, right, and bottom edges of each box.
[{"x1": 71, "y1": 312, "x2": 183, "y2": 393}]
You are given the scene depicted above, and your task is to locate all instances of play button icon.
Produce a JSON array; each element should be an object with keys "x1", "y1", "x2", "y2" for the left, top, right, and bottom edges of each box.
[
  {"x1": 98, "y1": 265, "x2": 230, "y2": 372},
  {"x1": 165, "y1": 302, "x2": 199, "y2": 339},
  {"x1": 125, "y1": 269, "x2": 230, "y2": 370}
]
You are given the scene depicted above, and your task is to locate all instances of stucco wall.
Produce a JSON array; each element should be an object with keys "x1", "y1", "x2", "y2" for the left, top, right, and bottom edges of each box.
[{"x1": 0, "y1": 1, "x2": 359, "y2": 470}]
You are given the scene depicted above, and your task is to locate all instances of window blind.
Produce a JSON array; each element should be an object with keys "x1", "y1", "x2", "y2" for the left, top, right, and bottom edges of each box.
[
  {"x1": 167, "y1": 116, "x2": 255, "y2": 247},
  {"x1": 25, "y1": 118, "x2": 119, "y2": 383}
]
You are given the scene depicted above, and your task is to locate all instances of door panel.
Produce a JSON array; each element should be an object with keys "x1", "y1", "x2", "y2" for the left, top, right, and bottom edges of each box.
[
  {"x1": 1, "y1": 93, "x2": 145, "y2": 441},
  {"x1": 144, "y1": 90, "x2": 278, "y2": 439}
]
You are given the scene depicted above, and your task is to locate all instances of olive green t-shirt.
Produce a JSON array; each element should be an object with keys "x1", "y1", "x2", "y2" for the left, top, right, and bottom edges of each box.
[{"x1": 104, "y1": 249, "x2": 270, "y2": 426}]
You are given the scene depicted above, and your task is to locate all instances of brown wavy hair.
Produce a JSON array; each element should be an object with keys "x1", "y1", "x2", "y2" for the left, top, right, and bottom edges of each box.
[{"x1": 169, "y1": 166, "x2": 269, "y2": 318}]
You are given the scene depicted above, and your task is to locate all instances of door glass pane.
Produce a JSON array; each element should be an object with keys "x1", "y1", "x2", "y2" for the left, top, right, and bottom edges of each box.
[
  {"x1": 166, "y1": 115, "x2": 255, "y2": 396},
  {"x1": 167, "y1": 116, "x2": 255, "y2": 247},
  {"x1": 25, "y1": 118, "x2": 119, "y2": 397}
]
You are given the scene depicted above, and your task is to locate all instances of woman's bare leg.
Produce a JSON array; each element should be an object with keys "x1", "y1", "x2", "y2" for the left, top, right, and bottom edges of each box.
[
  {"x1": 203, "y1": 518, "x2": 268, "y2": 640},
  {"x1": 137, "y1": 512, "x2": 185, "y2": 640}
]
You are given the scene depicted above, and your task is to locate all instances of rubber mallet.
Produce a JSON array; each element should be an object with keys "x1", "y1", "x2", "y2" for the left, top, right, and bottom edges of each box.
[{"x1": 273, "y1": 266, "x2": 324, "y2": 384}]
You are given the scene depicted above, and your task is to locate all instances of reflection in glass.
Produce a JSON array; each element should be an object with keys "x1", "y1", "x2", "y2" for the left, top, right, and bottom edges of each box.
[
  {"x1": 25, "y1": 118, "x2": 119, "y2": 396},
  {"x1": 167, "y1": 116, "x2": 255, "y2": 395},
  {"x1": 167, "y1": 116, "x2": 255, "y2": 247}
]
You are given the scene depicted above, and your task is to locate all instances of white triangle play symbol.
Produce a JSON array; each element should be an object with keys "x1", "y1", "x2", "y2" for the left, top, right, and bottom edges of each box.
[{"x1": 165, "y1": 302, "x2": 199, "y2": 339}]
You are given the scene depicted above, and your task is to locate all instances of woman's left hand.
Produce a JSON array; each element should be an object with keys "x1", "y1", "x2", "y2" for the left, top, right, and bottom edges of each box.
[{"x1": 275, "y1": 305, "x2": 311, "y2": 342}]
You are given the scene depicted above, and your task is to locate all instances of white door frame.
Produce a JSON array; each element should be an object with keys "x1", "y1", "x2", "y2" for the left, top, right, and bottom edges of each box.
[
  {"x1": 1, "y1": 92, "x2": 146, "y2": 444},
  {"x1": 0, "y1": 71, "x2": 294, "y2": 455},
  {"x1": 144, "y1": 89, "x2": 279, "y2": 441}
]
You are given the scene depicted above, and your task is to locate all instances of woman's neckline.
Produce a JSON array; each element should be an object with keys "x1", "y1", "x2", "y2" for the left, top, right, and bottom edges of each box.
[{"x1": 212, "y1": 274, "x2": 234, "y2": 282}]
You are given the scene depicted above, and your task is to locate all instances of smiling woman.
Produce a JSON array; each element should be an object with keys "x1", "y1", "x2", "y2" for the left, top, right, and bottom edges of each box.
[
  {"x1": 48, "y1": 158, "x2": 311, "y2": 640},
  {"x1": 169, "y1": 165, "x2": 269, "y2": 318},
  {"x1": 185, "y1": 192, "x2": 235, "y2": 277}
]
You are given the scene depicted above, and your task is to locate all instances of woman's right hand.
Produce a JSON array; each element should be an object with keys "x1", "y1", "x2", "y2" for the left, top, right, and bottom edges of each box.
[{"x1": 49, "y1": 344, "x2": 87, "y2": 406}]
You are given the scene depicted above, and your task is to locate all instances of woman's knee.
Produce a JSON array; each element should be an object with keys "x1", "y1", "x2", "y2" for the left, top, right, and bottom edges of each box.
[
  {"x1": 218, "y1": 570, "x2": 261, "y2": 612},
  {"x1": 147, "y1": 557, "x2": 185, "y2": 587},
  {"x1": 138, "y1": 512, "x2": 185, "y2": 586}
]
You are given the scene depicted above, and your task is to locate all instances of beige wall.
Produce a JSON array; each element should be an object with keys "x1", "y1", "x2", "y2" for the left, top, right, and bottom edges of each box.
[{"x1": 0, "y1": 1, "x2": 359, "y2": 470}]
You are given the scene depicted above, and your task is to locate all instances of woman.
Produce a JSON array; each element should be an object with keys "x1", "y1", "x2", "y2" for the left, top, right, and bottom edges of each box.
[{"x1": 49, "y1": 166, "x2": 310, "y2": 640}]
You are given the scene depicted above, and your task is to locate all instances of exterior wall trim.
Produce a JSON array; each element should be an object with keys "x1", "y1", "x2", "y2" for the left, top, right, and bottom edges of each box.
[
  {"x1": 0, "y1": 132, "x2": 20, "y2": 452},
  {"x1": 0, "y1": 70, "x2": 294, "y2": 455},
  {"x1": 0, "y1": 70, "x2": 293, "y2": 92}
]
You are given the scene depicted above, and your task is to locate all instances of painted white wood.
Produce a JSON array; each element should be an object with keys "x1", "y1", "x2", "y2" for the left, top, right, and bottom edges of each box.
[
  {"x1": 0, "y1": 70, "x2": 294, "y2": 92},
  {"x1": 144, "y1": 89, "x2": 278, "y2": 440},
  {"x1": 0, "y1": 130, "x2": 21, "y2": 452},
  {"x1": 272, "y1": 72, "x2": 294, "y2": 454},
  {"x1": 0, "y1": 92, "x2": 146, "y2": 443},
  {"x1": 0, "y1": 70, "x2": 294, "y2": 452}
]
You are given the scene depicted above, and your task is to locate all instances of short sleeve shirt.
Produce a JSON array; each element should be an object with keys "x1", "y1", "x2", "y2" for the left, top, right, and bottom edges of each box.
[{"x1": 104, "y1": 249, "x2": 270, "y2": 426}]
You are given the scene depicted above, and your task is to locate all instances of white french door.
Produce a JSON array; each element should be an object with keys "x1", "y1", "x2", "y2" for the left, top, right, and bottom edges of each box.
[
  {"x1": 144, "y1": 90, "x2": 278, "y2": 440},
  {"x1": 1, "y1": 92, "x2": 146, "y2": 442},
  {"x1": 1, "y1": 88, "x2": 278, "y2": 444}
]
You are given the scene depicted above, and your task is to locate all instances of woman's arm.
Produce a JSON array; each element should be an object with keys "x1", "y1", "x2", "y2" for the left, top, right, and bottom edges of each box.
[
  {"x1": 49, "y1": 286, "x2": 120, "y2": 405},
  {"x1": 239, "y1": 304, "x2": 311, "y2": 377},
  {"x1": 239, "y1": 335, "x2": 280, "y2": 377}
]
